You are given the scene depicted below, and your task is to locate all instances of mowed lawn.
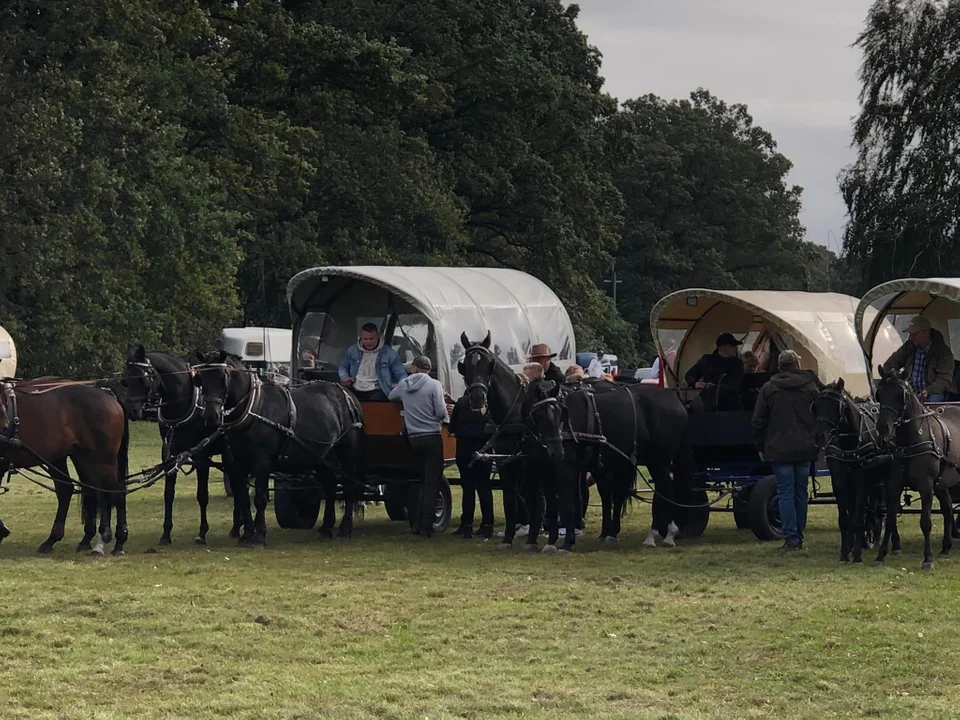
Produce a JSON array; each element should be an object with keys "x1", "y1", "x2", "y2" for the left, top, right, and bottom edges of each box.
[{"x1": 2, "y1": 424, "x2": 960, "y2": 719}]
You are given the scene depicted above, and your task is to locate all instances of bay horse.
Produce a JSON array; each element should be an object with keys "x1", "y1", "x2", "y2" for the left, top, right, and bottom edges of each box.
[
  {"x1": 874, "y1": 366, "x2": 960, "y2": 569},
  {"x1": 121, "y1": 346, "x2": 236, "y2": 545},
  {"x1": 0, "y1": 379, "x2": 130, "y2": 555},
  {"x1": 813, "y1": 378, "x2": 898, "y2": 563},
  {"x1": 194, "y1": 351, "x2": 365, "y2": 545}
]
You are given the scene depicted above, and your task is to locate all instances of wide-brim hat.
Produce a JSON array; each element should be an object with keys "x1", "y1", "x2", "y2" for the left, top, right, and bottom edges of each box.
[{"x1": 525, "y1": 343, "x2": 557, "y2": 359}]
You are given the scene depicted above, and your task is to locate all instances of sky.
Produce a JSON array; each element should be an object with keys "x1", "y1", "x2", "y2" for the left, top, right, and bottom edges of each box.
[{"x1": 575, "y1": 0, "x2": 876, "y2": 252}]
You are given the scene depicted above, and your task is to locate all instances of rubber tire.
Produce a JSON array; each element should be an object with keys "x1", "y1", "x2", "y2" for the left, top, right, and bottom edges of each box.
[
  {"x1": 680, "y1": 490, "x2": 710, "y2": 538},
  {"x1": 383, "y1": 484, "x2": 409, "y2": 522},
  {"x1": 406, "y1": 477, "x2": 453, "y2": 534},
  {"x1": 733, "y1": 487, "x2": 751, "y2": 529},
  {"x1": 274, "y1": 478, "x2": 322, "y2": 530},
  {"x1": 748, "y1": 474, "x2": 783, "y2": 541}
]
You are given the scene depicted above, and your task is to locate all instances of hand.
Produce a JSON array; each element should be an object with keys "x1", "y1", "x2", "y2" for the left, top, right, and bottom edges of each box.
[
  {"x1": 341, "y1": 377, "x2": 354, "y2": 387},
  {"x1": 443, "y1": 392, "x2": 454, "y2": 404},
  {"x1": 695, "y1": 381, "x2": 706, "y2": 390},
  {"x1": 445, "y1": 403, "x2": 455, "y2": 414},
  {"x1": 759, "y1": 452, "x2": 767, "y2": 462},
  {"x1": 921, "y1": 390, "x2": 929, "y2": 399}
]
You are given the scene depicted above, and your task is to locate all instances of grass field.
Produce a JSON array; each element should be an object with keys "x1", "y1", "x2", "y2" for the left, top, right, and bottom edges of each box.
[{"x1": 2, "y1": 423, "x2": 960, "y2": 719}]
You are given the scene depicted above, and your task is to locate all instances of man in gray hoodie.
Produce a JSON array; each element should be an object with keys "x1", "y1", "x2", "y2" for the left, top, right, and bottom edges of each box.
[{"x1": 389, "y1": 355, "x2": 451, "y2": 537}]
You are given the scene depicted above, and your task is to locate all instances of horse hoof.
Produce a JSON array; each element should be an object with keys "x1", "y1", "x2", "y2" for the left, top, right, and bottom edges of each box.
[
  {"x1": 840, "y1": 557, "x2": 849, "y2": 563},
  {"x1": 318, "y1": 528, "x2": 333, "y2": 540},
  {"x1": 101, "y1": 530, "x2": 113, "y2": 544},
  {"x1": 76, "y1": 542, "x2": 92, "y2": 553},
  {"x1": 498, "y1": 542, "x2": 512, "y2": 551},
  {"x1": 89, "y1": 548, "x2": 105, "y2": 557},
  {"x1": 604, "y1": 536, "x2": 619, "y2": 545},
  {"x1": 558, "y1": 549, "x2": 572, "y2": 555},
  {"x1": 853, "y1": 558, "x2": 863, "y2": 564},
  {"x1": 37, "y1": 544, "x2": 54, "y2": 554},
  {"x1": 111, "y1": 549, "x2": 125, "y2": 557},
  {"x1": 922, "y1": 562, "x2": 934, "y2": 570},
  {"x1": 642, "y1": 538, "x2": 657, "y2": 548},
  {"x1": 874, "y1": 560, "x2": 884, "y2": 566},
  {"x1": 158, "y1": 536, "x2": 172, "y2": 546},
  {"x1": 939, "y1": 552, "x2": 950, "y2": 559},
  {"x1": 337, "y1": 535, "x2": 351, "y2": 543},
  {"x1": 229, "y1": 528, "x2": 241, "y2": 539},
  {"x1": 662, "y1": 539, "x2": 677, "y2": 548},
  {"x1": 0, "y1": 525, "x2": 9, "y2": 541},
  {"x1": 892, "y1": 549, "x2": 902, "y2": 556},
  {"x1": 541, "y1": 544, "x2": 558, "y2": 554},
  {"x1": 523, "y1": 543, "x2": 539, "y2": 552},
  {"x1": 194, "y1": 535, "x2": 207, "y2": 545}
]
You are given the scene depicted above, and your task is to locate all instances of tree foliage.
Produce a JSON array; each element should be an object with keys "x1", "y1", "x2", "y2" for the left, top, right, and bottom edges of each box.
[{"x1": 841, "y1": 0, "x2": 960, "y2": 289}]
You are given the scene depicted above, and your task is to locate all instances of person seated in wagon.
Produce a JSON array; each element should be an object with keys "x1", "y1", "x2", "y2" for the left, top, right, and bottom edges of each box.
[
  {"x1": 882, "y1": 315, "x2": 955, "y2": 403},
  {"x1": 338, "y1": 322, "x2": 407, "y2": 401},
  {"x1": 684, "y1": 333, "x2": 745, "y2": 411}
]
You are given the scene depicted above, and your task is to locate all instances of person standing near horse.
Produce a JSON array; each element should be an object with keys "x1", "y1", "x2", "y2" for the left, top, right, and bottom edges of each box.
[
  {"x1": 527, "y1": 344, "x2": 565, "y2": 386},
  {"x1": 881, "y1": 316, "x2": 955, "y2": 402},
  {"x1": 751, "y1": 350, "x2": 822, "y2": 551},
  {"x1": 449, "y1": 390, "x2": 494, "y2": 539},
  {"x1": 389, "y1": 355, "x2": 449, "y2": 538},
  {"x1": 339, "y1": 323, "x2": 406, "y2": 401}
]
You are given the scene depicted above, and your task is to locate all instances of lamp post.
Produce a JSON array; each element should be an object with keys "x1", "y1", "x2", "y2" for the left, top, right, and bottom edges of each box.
[{"x1": 604, "y1": 260, "x2": 622, "y2": 306}]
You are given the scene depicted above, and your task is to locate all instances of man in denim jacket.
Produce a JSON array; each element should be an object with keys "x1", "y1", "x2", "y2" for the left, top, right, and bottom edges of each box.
[{"x1": 338, "y1": 323, "x2": 406, "y2": 401}]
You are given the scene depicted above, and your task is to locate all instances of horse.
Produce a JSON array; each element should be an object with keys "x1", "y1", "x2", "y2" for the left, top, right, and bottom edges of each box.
[
  {"x1": 874, "y1": 366, "x2": 960, "y2": 569},
  {"x1": 813, "y1": 378, "x2": 897, "y2": 563},
  {"x1": 121, "y1": 345, "x2": 236, "y2": 545},
  {"x1": 459, "y1": 332, "x2": 692, "y2": 552},
  {"x1": 0, "y1": 379, "x2": 130, "y2": 555},
  {"x1": 193, "y1": 351, "x2": 365, "y2": 545}
]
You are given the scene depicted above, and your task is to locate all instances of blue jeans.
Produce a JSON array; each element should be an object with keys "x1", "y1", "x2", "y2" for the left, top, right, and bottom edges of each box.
[
  {"x1": 927, "y1": 393, "x2": 947, "y2": 403},
  {"x1": 773, "y1": 463, "x2": 810, "y2": 547}
]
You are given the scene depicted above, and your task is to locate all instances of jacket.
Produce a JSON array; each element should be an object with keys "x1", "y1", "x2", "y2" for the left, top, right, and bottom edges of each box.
[
  {"x1": 685, "y1": 352, "x2": 744, "y2": 410},
  {"x1": 752, "y1": 369, "x2": 822, "y2": 463},
  {"x1": 448, "y1": 396, "x2": 489, "y2": 440},
  {"x1": 543, "y1": 363, "x2": 565, "y2": 386},
  {"x1": 882, "y1": 330, "x2": 955, "y2": 396},
  {"x1": 388, "y1": 372, "x2": 447, "y2": 437},
  {"x1": 338, "y1": 341, "x2": 407, "y2": 396}
]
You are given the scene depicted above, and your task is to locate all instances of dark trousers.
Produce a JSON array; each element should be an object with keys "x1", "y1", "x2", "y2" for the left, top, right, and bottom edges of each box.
[
  {"x1": 456, "y1": 442, "x2": 493, "y2": 528},
  {"x1": 353, "y1": 388, "x2": 387, "y2": 402},
  {"x1": 410, "y1": 433, "x2": 445, "y2": 536}
]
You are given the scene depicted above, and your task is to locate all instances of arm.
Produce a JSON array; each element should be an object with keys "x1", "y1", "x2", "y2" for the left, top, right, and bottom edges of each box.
[
  {"x1": 684, "y1": 357, "x2": 703, "y2": 387},
  {"x1": 751, "y1": 387, "x2": 770, "y2": 454},
  {"x1": 929, "y1": 350, "x2": 956, "y2": 395},
  {"x1": 881, "y1": 343, "x2": 909, "y2": 373},
  {"x1": 433, "y1": 381, "x2": 448, "y2": 422},
  {"x1": 388, "y1": 383, "x2": 403, "y2": 402},
  {"x1": 338, "y1": 350, "x2": 352, "y2": 381},
  {"x1": 389, "y1": 351, "x2": 407, "y2": 384}
]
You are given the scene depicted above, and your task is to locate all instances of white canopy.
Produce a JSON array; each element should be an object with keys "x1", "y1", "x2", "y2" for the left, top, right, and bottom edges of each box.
[
  {"x1": 287, "y1": 266, "x2": 575, "y2": 397},
  {"x1": 220, "y1": 327, "x2": 292, "y2": 364},
  {"x1": 650, "y1": 289, "x2": 900, "y2": 398},
  {"x1": 0, "y1": 325, "x2": 16, "y2": 379},
  {"x1": 855, "y1": 278, "x2": 960, "y2": 369}
]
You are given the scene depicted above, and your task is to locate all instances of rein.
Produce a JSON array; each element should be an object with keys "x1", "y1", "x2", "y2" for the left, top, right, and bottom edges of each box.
[
  {"x1": 879, "y1": 380, "x2": 956, "y2": 469},
  {"x1": 819, "y1": 389, "x2": 884, "y2": 465}
]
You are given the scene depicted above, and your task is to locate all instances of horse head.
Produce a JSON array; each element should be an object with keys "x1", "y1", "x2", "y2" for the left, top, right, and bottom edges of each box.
[
  {"x1": 120, "y1": 344, "x2": 157, "y2": 421},
  {"x1": 522, "y1": 379, "x2": 565, "y2": 463},
  {"x1": 459, "y1": 330, "x2": 494, "y2": 412},
  {"x1": 813, "y1": 377, "x2": 847, "y2": 448},
  {"x1": 875, "y1": 364, "x2": 915, "y2": 443},
  {"x1": 193, "y1": 350, "x2": 246, "y2": 426}
]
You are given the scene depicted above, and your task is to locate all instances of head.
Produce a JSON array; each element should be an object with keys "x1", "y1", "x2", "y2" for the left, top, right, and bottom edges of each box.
[
  {"x1": 522, "y1": 379, "x2": 564, "y2": 463},
  {"x1": 193, "y1": 350, "x2": 244, "y2": 426},
  {"x1": 528, "y1": 343, "x2": 556, "y2": 370},
  {"x1": 813, "y1": 378, "x2": 847, "y2": 447},
  {"x1": 906, "y1": 315, "x2": 932, "y2": 349},
  {"x1": 360, "y1": 323, "x2": 380, "y2": 351},
  {"x1": 875, "y1": 364, "x2": 914, "y2": 442},
  {"x1": 715, "y1": 333, "x2": 742, "y2": 358},
  {"x1": 300, "y1": 348, "x2": 316, "y2": 366},
  {"x1": 777, "y1": 349, "x2": 801, "y2": 373},
  {"x1": 522, "y1": 363, "x2": 544, "y2": 381},
  {"x1": 458, "y1": 330, "x2": 495, "y2": 411},
  {"x1": 742, "y1": 350, "x2": 758, "y2": 374},
  {"x1": 120, "y1": 344, "x2": 157, "y2": 421},
  {"x1": 564, "y1": 364, "x2": 585, "y2": 383},
  {"x1": 411, "y1": 355, "x2": 432, "y2": 374}
]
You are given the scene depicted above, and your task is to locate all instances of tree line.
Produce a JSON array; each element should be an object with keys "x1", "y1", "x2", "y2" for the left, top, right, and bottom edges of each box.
[{"x1": 1, "y1": 0, "x2": 848, "y2": 378}]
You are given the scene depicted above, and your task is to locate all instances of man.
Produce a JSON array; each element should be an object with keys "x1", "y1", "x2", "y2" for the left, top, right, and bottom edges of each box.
[
  {"x1": 527, "y1": 343, "x2": 565, "y2": 385},
  {"x1": 389, "y1": 356, "x2": 448, "y2": 538},
  {"x1": 339, "y1": 323, "x2": 406, "y2": 401},
  {"x1": 684, "y1": 333, "x2": 745, "y2": 411},
  {"x1": 751, "y1": 350, "x2": 822, "y2": 551},
  {"x1": 882, "y1": 316, "x2": 955, "y2": 402},
  {"x1": 586, "y1": 352, "x2": 604, "y2": 379}
]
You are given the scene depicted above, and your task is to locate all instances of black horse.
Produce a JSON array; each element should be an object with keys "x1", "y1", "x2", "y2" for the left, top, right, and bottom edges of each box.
[
  {"x1": 459, "y1": 332, "x2": 692, "y2": 551},
  {"x1": 194, "y1": 351, "x2": 365, "y2": 545},
  {"x1": 813, "y1": 378, "x2": 896, "y2": 563},
  {"x1": 121, "y1": 346, "x2": 235, "y2": 544},
  {"x1": 875, "y1": 366, "x2": 960, "y2": 569}
]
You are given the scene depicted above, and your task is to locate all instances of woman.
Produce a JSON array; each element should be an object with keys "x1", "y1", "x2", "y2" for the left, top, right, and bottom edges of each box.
[
  {"x1": 742, "y1": 350, "x2": 759, "y2": 374},
  {"x1": 448, "y1": 393, "x2": 494, "y2": 539}
]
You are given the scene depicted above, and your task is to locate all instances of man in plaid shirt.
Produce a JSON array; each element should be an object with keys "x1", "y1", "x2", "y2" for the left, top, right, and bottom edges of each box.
[{"x1": 882, "y1": 316, "x2": 955, "y2": 402}]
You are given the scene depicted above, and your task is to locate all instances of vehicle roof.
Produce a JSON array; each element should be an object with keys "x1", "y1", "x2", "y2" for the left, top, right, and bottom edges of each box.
[
  {"x1": 286, "y1": 266, "x2": 575, "y2": 396},
  {"x1": 650, "y1": 288, "x2": 900, "y2": 397},
  {"x1": 220, "y1": 327, "x2": 292, "y2": 362}
]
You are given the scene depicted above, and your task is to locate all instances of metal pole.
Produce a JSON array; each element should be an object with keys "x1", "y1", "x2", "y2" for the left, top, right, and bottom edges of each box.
[{"x1": 604, "y1": 259, "x2": 622, "y2": 306}]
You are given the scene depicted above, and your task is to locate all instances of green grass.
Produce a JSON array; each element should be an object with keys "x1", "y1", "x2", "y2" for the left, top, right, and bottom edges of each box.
[{"x1": 1, "y1": 423, "x2": 960, "y2": 719}]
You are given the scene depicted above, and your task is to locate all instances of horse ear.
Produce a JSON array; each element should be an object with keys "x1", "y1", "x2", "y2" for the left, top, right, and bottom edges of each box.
[
  {"x1": 877, "y1": 364, "x2": 887, "y2": 379},
  {"x1": 457, "y1": 360, "x2": 465, "y2": 376},
  {"x1": 460, "y1": 332, "x2": 471, "y2": 349},
  {"x1": 218, "y1": 350, "x2": 228, "y2": 364},
  {"x1": 482, "y1": 330, "x2": 491, "y2": 349},
  {"x1": 836, "y1": 377, "x2": 844, "y2": 392},
  {"x1": 193, "y1": 350, "x2": 206, "y2": 364}
]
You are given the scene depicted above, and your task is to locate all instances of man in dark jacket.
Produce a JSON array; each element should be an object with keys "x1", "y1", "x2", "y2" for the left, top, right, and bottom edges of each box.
[
  {"x1": 882, "y1": 315, "x2": 955, "y2": 402},
  {"x1": 751, "y1": 350, "x2": 822, "y2": 550},
  {"x1": 448, "y1": 394, "x2": 494, "y2": 539},
  {"x1": 685, "y1": 333, "x2": 745, "y2": 411},
  {"x1": 527, "y1": 343, "x2": 566, "y2": 386}
]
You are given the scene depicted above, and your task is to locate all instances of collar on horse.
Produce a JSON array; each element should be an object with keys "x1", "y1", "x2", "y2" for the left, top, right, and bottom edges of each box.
[
  {"x1": 127, "y1": 358, "x2": 204, "y2": 428},
  {"x1": 820, "y1": 389, "x2": 883, "y2": 465}
]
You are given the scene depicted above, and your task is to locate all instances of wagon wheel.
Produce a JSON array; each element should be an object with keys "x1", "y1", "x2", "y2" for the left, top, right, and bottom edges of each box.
[
  {"x1": 383, "y1": 483, "x2": 409, "y2": 522},
  {"x1": 747, "y1": 475, "x2": 783, "y2": 541},
  {"x1": 733, "y1": 487, "x2": 751, "y2": 530},
  {"x1": 679, "y1": 490, "x2": 710, "y2": 538},
  {"x1": 274, "y1": 477, "x2": 323, "y2": 530},
  {"x1": 406, "y1": 477, "x2": 452, "y2": 534}
]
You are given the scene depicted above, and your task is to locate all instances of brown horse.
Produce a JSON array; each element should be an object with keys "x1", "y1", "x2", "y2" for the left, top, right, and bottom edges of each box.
[{"x1": 0, "y1": 379, "x2": 130, "y2": 555}]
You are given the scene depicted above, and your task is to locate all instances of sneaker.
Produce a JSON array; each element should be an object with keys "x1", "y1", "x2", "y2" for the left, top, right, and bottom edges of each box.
[
  {"x1": 779, "y1": 543, "x2": 802, "y2": 552},
  {"x1": 496, "y1": 524, "x2": 530, "y2": 538},
  {"x1": 461, "y1": 526, "x2": 474, "y2": 539}
]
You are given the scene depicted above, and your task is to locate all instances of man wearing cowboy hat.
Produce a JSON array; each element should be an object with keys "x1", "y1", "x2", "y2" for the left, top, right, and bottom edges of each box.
[
  {"x1": 684, "y1": 333, "x2": 745, "y2": 411},
  {"x1": 882, "y1": 315, "x2": 955, "y2": 402},
  {"x1": 526, "y1": 343, "x2": 565, "y2": 386}
]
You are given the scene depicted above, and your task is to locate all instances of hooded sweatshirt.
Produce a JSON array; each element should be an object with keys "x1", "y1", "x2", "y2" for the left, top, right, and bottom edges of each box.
[
  {"x1": 354, "y1": 337, "x2": 383, "y2": 392},
  {"x1": 751, "y1": 369, "x2": 823, "y2": 463},
  {"x1": 388, "y1": 372, "x2": 448, "y2": 437}
]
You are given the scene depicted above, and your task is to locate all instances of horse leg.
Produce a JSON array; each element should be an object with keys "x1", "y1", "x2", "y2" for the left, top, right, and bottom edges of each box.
[
  {"x1": 595, "y1": 470, "x2": 614, "y2": 541},
  {"x1": 38, "y1": 460, "x2": 73, "y2": 554},
  {"x1": 647, "y1": 461, "x2": 674, "y2": 547},
  {"x1": 936, "y1": 484, "x2": 953, "y2": 559},
  {"x1": 920, "y1": 482, "x2": 934, "y2": 570},
  {"x1": 835, "y1": 472, "x2": 851, "y2": 562},
  {"x1": 317, "y1": 467, "x2": 336, "y2": 539},
  {"x1": 851, "y1": 478, "x2": 868, "y2": 564},
  {"x1": 111, "y1": 475, "x2": 128, "y2": 557},
  {"x1": 523, "y1": 466, "x2": 543, "y2": 552},
  {"x1": 159, "y1": 466, "x2": 177, "y2": 545},
  {"x1": 195, "y1": 459, "x2": 210, "y2": 545},
  {"x1": 875, "y1": 476, "x2": 901, "y2": 565},
  {"x1": 499, "y1": 465, "x2": 519, "y2": 549},
  {"x1": 226, "y1": 470, "x2": 243, "y2": 538},
  {"x1": 230, "y1": 472, "x2": 255, "y2": 544},
  {"x1": 252, "y1": 471, "x2": 269, "y2": 546},
  {"x1": 542, "y1": 465, "x2": 560, "y2": 551},
  {"x1": 338, "y1": 437, "x2": 363, "y2": 541},
  {"x1": 558, "y1": 463, "x2": 579, "y2": 553},
  {"x1": 76, "y1": 490, "x2": 98, "y2": 552},
  {"x1": 0, "y1": 514, "x2": 9, "y2": 544}
]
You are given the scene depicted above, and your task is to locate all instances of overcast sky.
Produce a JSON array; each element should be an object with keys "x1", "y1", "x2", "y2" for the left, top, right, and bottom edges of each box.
[{"x1": 576, "y1": 0, "x2": 875, "y2": 251}]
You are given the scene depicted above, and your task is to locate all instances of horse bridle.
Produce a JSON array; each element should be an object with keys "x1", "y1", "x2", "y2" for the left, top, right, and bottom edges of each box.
[
  {"x1": 193, "y1": 361, "x2": 261, "y2": 428},
  {"x1": 816, "y1": 387, "x2": 881, "y2": 462},
  {"x1": 124, "y1": 359, "x2": 161, "y2": 407}
]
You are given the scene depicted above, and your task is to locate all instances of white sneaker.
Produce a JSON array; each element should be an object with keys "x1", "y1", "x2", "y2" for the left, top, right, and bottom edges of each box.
[
  {"x1": 496, "y1": 524, "x2": 530, "y2": 538},
  {"x1": 555, "y1": 528, "x2": 584, "y2": 538}
]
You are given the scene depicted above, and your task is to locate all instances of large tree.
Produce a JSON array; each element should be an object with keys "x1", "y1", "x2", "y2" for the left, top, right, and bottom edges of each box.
[{"x1": 841, "y1": 0, "x2": 960, "y2": 289}]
